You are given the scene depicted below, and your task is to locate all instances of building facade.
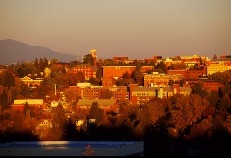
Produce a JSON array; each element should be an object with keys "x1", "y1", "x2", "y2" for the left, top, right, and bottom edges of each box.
[
  {"x1": 144, "y1": 72, "x2": 184, "y2": 87},
  {"x1": 20, "y1": 76, "x2": 44, "y2": 88},
  {"x1": 77, "y1": 99, "x2": 119, "y2": 112},
  {"x1": 164, "y1": 58, "x2": 182, "y2": 67},
  {"x1": 102, "y1": 66, "x2": 136, "y2": 78},
  {"x1": 67, "y1": 64, "x2": 97, "y2": 80},
  {"x1": 186, "y1": 69, "x2": 206, "y2": 80},
  {"x1": 109, "y1": 86, "x2": 129, "y2": 100},
  {"x1": 180, "y1": 55, "x2": 207, "y2": 67},
  {"x1": 102, "y1": 77, "x2": 116, "y2": 88},
  {"x1": 131, "y1": 85, "x2": 191, "y2": 105},
  {"x1": 113, "y1": 57, "x2": 129, "y2": 63},
  {"x1": 70, "y1": 86, "x2": 101, "y2": 99},
  {"x1": 207, "y1": 63, "x2": 231, "y2": 75},
  {"x1": 198, "y1": 77, "x2": 224, "y2": 91}
]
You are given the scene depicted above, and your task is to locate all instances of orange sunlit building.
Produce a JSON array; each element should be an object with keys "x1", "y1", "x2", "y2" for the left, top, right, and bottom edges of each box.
[
  {"x1": 109, "y1": 86, "x2": 129, "y2": 100},
  {"x1": 20, "y1": 76, "x2": 44, "y2": 88},
  {"x1": 67, "y1": 64, "x2": 97, "y2": 80},
  {"x1": 167, "y1": 69, "x2": 206, "y2": 80},
  {"x1": 144, "y1": 72, "x2": 184, "y2": 87},
  {"x1": 70, "y1": 85, "x2": 101, "y2": 99},
  {"x1": 102, "y1": 65, "x2": 136, "y2": 78},
  {"x1": 198, "y1": 76, "x2": 224, "y2": 91}
]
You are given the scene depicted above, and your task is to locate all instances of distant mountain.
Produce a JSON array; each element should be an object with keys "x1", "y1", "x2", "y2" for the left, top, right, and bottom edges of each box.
[{"x1": 0, "y1": 39, "x2": 78, "y2": 65}]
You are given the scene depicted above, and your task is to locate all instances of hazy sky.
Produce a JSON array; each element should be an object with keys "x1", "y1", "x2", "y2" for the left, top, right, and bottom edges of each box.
[{"x1": 1, "y1": 0, "x2": 231, "y2": 59}]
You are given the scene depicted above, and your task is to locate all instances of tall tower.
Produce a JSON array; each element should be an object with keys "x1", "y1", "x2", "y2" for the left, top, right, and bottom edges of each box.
[{"x1": 90, "y1": 49, "x2": 97, "y2": 65}]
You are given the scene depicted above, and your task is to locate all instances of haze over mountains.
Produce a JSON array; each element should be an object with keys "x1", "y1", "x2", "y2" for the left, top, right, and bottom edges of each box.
[{"x1": 0, "y1": 39, "x2": 78, "y2": 65}]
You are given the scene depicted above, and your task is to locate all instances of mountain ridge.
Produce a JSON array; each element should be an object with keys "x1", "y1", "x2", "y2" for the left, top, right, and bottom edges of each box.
[{"x1": 0, "y1": 39, "x2": 78, "y2": 65}]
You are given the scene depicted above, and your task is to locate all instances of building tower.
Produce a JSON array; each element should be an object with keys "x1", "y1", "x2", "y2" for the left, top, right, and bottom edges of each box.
[{"x1": 90, "y1": 49, "x2": 97, "y2": 65}]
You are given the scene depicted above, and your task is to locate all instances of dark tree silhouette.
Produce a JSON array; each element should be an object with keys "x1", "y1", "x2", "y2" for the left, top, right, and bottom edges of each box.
[{"x1": 89, "y1": 101, "x2": 104, "y2": 124}]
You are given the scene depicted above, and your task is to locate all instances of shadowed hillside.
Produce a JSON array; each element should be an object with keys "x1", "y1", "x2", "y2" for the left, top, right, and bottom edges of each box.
[{"x1": 0, "y1": 39, "x2": 77, "y2": 64}]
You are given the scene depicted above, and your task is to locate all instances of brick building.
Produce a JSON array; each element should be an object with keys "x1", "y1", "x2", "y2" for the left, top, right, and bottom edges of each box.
[
  {"x1": 185, "y1": 69, "x2": 206, "y2": 80},
  {"x1": 113, "y1": 57, "x2": 129, "y2": 63},
  {"x1": 164, "y1": 58, "x2": 182, "y2": 67},
  {"x1": 109, "y1": 86, "x2": 129, "y2": 100},
  {"x1": 198, "y1": 77, "x2": 224, "y2": 91},
  {"x1": 140, "y1": 65, "x2": 154, "y2": 74},
  {"x1": 102, "y1": 77, "x2": 116, "y2": 88},
  {"x1": 144, "y1": 72, "x2": 184, "y2": 87},
  {"x1": 67, "y1": 64, "x2": 97, "y2": 80},
  {"x1": 69, "y1": 86, "x2": 101, "y2": 99},
  {"x1": 180, "y1": 55, "x2": 207, "y2": 67},
  {"x1": 102, "y1": 65, "x2": 136, "y2": 78},
  {"x1": 167, "y1": 69, "x2": 206, "y2": 80}
]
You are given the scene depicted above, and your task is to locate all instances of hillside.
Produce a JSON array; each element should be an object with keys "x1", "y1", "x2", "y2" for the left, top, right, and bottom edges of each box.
[{"x1": 0, "y1": 39, "x2": 77, "y2": 65}]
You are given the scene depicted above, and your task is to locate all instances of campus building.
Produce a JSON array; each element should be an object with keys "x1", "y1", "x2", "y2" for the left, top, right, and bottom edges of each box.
[
  {"x1": 77, "y1": 99, "x2": 119, "y2": 112},
  {"x1": 69, "y1": 85, "x2": 101, "y2": 99},
  {"x1": 20, "y1": 76, "x2": 44, "y2": 88},
  {"x1": 11, "y1": 99, "x2": 45, "y2": 111},
  {"x1": 108, "y1": 86, "x2": 129, "y2": 100},
  {"x1": 207, "y1": 63, "x2": 231, "y2": 75},
  {"x1": 102, "y1": 65, "x2": 136, "y2": 78},
  {"x1": 198, "y1": 76, "x2": 224, "y2": 91},
  {"x1": 67, "y1": 64, "x2": 97, "y2": 80},
  {"x1": 131, "y1": 85, "x2": 191, "y2": 105},
  {"x1": 144, "y1": 72, "x2": 184, "y2": 87}
]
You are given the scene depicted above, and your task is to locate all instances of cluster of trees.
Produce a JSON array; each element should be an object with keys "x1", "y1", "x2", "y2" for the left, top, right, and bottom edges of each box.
[{"x1": 15, "y1": 58, "x2": 49, "y2": 78}]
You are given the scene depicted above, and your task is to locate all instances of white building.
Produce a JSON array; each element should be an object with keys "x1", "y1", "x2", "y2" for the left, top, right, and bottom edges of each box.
[{"x1": 14, "y1": 99, "x2": 43, "y2": 105}]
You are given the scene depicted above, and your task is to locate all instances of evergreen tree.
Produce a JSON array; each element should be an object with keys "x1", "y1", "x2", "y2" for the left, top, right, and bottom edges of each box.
[
  {"x1": 133, "y1": 70, "x2": 143, "y2": 86},
  {"x1": 51, "y1": 103, "x2": 67, "y2": 140},
  {"x1": 156, "y1": 61, "x2": 167, "y2": 73},
  {"x1": 20, "y1": 84, "x2": 30, "y2": 98},
  {"x1": 213, "y1": 54, "x2": 218, "y2": 60},
  {"x1": 16, "y1": 66, "x2": 26, "y2": 78},
  {"x1": 44, "y1": 57, "x2": 49, "y2": 67},
  {"x1": 23, "y1": 101, "x2": 30, "y2": 115},
  {"x1": 2, "y1": 71, "x2": 15, "y2": 89},
  {"x1": 100, "y1": 89, "x2": 113, "y2": 99},
  {"x1": 0, "y1": 90, "x2": 9, "y2": 110},
  {"x1": 82, "y1": 54, "x2": 94, "y2": 65},
  {"x1": 89, "y1": 101, "x2": 104, "y2": 124},
  {"x1": 64, "y1": 118, "x2": 78, "y2": 140},
  {"x1": 34, "y1": 58, "x2": 38, "y2": 67},
  {"x1": 191, "y1": 83, "x2": 208, "y2": 98}
]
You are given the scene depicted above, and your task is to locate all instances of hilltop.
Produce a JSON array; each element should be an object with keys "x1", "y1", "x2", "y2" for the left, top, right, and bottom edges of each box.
[{"x1": 0, "y1": 39, "x2": 77, "y2": 64}]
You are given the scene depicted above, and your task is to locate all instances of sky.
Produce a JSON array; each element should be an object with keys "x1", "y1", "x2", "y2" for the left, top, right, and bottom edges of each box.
[{"x1": 1, "y1": 0, "x2": 231, "y2": 60}]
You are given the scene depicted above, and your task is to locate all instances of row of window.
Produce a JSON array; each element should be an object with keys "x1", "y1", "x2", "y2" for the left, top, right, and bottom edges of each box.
[{"x1": 73, "y1": 90, "x2": 99, "y2": 93}]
